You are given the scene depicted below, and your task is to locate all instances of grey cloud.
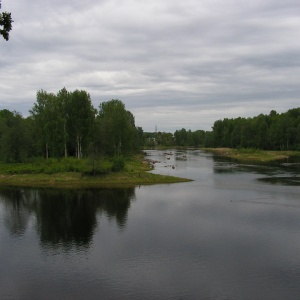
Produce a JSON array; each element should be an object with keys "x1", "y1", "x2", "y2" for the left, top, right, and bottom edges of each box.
[{"x1": 1, "y1": 0, "x2": 299, "y2": 131}]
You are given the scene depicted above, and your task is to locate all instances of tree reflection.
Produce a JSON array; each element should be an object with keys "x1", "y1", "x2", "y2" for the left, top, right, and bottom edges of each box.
[
  {"x1": 0, "y1": 187, "x2": 35, "y2": 235},
  {"x1": 95, "y1": 189, "x2": 133, "y2": 228},
  {"x1": 0, "y1": 187, "x2": 135, "y2": 249}
]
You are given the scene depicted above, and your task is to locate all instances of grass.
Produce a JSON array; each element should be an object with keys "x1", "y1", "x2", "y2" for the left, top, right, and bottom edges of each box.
[
  {"x1": 0, "y1": 155, "x2": 191, "y2": 188},
  {"x1": 203, "y1": 148, "x2": 300, "y2": 162}
]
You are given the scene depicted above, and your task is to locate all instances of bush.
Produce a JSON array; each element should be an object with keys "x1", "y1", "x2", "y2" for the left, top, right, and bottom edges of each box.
[
  {"x1": 111, "y1": 157, "x2": 125, "y2": 172},
  {"x1": 0, "y1": 157, "x2": 87, "y2": 175}
]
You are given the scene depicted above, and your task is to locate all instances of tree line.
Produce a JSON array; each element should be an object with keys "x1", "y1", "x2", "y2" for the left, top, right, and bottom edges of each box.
[
  {"x1": 0, "y1": 88, "x2": 143, "y2": 163},
  {"x1": 1, "y1": 94, "x2": 299, "y2": 164},
  {"x1": 208, "y1": 109, "x2": 300, "y2": 150},
  {"x1": 144, "y1": 108, "x2": 300, "y2": 150}
]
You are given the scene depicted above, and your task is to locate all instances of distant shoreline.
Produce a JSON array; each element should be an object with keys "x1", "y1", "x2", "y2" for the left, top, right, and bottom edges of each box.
[{"x1": 202, "y1": 148, "x2": 300, "y2": 162}]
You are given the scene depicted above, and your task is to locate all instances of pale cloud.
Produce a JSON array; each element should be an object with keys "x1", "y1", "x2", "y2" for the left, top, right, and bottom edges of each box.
[{"x1": 0, "y1": 0, "x2": 299, "y2": 131}]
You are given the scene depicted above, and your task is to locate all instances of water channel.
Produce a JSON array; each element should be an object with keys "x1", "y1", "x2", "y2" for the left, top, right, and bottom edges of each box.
[{"x1": 0, "y1": 150, "x2": 300, "y2": 299}]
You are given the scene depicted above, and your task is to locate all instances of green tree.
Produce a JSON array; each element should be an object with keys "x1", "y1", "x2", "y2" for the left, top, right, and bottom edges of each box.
[
  {"x1": 66, "y1": 90, "x2": 95, "y2": 158},
  {"x1": 143, "y1": 132, "x2": 157, "y2": 148},
  {"x1": 207, "y1": 108, "x2": 300, "y2": 150},
  {"x1": 30, "y1": 90, "x2": 58, "y2": 158},
  {"x1": 212, "y1": 120, "x2": 224, "y2": 147},
  {"x1": 56, "y1": 88, "x2": 71, "y2": 157},
  {"x1": 0, "y1": 111, "x2": 31, "y2": 162},
  {"x1": 135, "y1": 126, "x2": 144, "y2": 149},
  {"x1": 157, "y1": 132, "x2": 174, "y2": 147},
  {"x1": 192, "y1": 130, "x2": 205, "y2": 147},
  {"x1": 174, "y1": 128, "x2": 187, "y2": 146},
  {"x1": 31, "y1": 88, "x2": 96, "y2": 159},
  {"x1": 0, "y1": 1, "x2": 13, "y2": 41},
  {"x1": 97, "y1": 99, "x2": 138, "y2": 156},
  {"x1": 252, "y1": 114, "x2": 269, "y2": 149}
]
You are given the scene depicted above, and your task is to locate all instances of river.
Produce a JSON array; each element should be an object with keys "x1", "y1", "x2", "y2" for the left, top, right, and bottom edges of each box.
[{"x1": 0, "y1": 149, "x2": 300, "y2": 299}]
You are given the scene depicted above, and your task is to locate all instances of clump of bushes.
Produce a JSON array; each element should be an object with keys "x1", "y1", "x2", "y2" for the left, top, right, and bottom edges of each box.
[
  {"x1": 0, "y1": 157, "x2": 87, "y2": 175},
  {"x1": 0, "y1": 156, "x2": 127, "y2": 175},
  {"x1": 111, "y1": 157, "x2": 125, "y2": 172}
]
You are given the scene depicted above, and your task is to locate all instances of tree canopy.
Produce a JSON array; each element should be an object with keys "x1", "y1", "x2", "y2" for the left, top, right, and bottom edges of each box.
[
  {"x1": 143, "y1": 108, "x2": 300, "y2": 150},
  {"x1": 0, "y1": 88, "x2": 142, "y2": 163}
]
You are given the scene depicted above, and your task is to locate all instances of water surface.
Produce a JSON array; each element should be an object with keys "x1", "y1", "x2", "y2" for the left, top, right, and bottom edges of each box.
[{"x1": 1, "y1": 150, "x2": 300, "y2": 299}]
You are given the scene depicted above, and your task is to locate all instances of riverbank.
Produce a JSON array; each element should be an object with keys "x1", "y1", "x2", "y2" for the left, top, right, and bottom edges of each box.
[
  {"x1": 0, "y1": 156, "x2": 191, "y2": 188},
  {"x1": 203, "y1": 148, "x2": 300, "y2": 162}
]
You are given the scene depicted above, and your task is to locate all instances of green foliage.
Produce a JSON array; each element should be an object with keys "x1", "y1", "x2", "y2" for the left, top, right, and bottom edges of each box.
[
  {"x1": 235, "y1": 148, "x2": 262, "y2": 154},
  {"x1": 42, "y1": 157, "x2": 86, "y2": 173},
  {"x1": 1, "y1": 94, "x2": 140, "y2": 165},
  {"x1": 111, "y1": 157, "x2": 125, "y2": 172},
  {"x1": 83, "y1": 155, "x2": 111, "y2": 176},
  {"x1": 174, "y1": 129, "x2": 205, "y2": 147},
  {"x1": 156, "y1": 132, "x2": 174, "y2": 147},
  {"x1": 0, "y1": 156, "x2": 129, "y2": 176},
  {"x1": 66, "y1": 89, "x2": 95, "y2": 158},
  {"x1": 0, "y1": 157, "x2": 87, "y2": 174},
  {"x1": 29, "y1": 88, "x2": 96, "y2": 159},
  {"x1": 207, "y1": 108, "x2": 300, "y2": 150},
  {"x1": 0, "y1": 157, "x2": 93, "y2": 175},
  {"x1": 0, "y1": 110, "x2": 32, "y2": 162},
  {"x1": 28, "y1": 90, "x2": 139, "y2": 161},
  {"x1": 0, "y1": 1, "x2": 13, "y2": 41},
  {"x1": 1, "y1": 89, "x2": 299, "y2": 168},
  {"x1": 97, "y1": 99, "x2": 140, "y2": 156},
  {"x1": 141, "y1": 107, "x2": 299, "y2": 151}
]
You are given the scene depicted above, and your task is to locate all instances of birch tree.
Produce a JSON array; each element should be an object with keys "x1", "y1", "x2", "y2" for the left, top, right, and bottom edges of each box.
[
  {"x1": 57, "y1": 88, "x2": 70, "y2": 157},
  {"x1": 97, "y1": 99, "x2": 138, "y2": 155},
  {"x1": 67, "y1": 90, "x2": 95, "y2": 158},
  {"x1": 30, "y1": 90, "x2": 53, "y2": 159}
]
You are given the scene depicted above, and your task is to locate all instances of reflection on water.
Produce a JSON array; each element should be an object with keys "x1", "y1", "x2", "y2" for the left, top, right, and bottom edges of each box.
[
  {"x1": 1, "y1": 188, "x2": 33, "y2": 236},
  {"x1": 257, "y1": 176, "x2": 300, "y2": 186},
  {"x1": 0, "y1": 187, "x2": 135, "y2": 249},
  {"x1": 147, "y1": 149, "x2": 300, "y2": 186},
  {"x1": 0, "y1": 150, "x2": 300, "y2": 300},
  {"x1": 210, "y1": 154, "x2": 300, "y2": 187}
]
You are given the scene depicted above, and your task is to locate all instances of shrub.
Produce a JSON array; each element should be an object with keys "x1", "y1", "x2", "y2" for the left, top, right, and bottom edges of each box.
[{"x1": 111, "y1": 157, "x2": 125, "y2": 172}]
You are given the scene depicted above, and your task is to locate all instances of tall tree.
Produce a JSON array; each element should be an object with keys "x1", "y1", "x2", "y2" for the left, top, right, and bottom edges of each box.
[
  {"x1": 56, "y1": 88, "x2": 70, "y2": 157},
  {"x1": 30, "y1": 90, "x2": 53, "y2": 159},
  {"x1": 67, "y1": 90, "x2": 95, "y2": 158},
  {"x1": 97, "y1": 99, "x2": 138, "y2": 155},
  {"x1": 31, "y1": 90, "x2": 66, "y2": 158},
  {"x1": 0, "y1": 111, "x2": 31, "y2": 162}
]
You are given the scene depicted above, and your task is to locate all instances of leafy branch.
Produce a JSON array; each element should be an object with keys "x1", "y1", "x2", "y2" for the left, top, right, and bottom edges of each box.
[{"x1": 0, "y1": 0, "x2": 13, "y2": 41}]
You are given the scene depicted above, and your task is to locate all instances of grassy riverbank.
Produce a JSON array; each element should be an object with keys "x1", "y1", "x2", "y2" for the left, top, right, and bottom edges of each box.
[
  {"x1": 0, "y1": 155, "x2": 191, "y2": 188},
  {"x1": 203, "y1": 148, "x2": 300, "y2": 162}
]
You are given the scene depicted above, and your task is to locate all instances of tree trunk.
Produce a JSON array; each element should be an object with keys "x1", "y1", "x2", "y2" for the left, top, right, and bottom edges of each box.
[{"x1": 76, "y1": 134, "x2": 81, "y2": 159}]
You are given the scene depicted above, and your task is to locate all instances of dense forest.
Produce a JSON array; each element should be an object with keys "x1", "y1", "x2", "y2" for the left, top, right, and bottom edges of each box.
[
  {"x1": 1, "y1": 89, "x2": 299, "y2": 164},
  {"x1": 0, "y1": 88, "x2": 143, "y2": 163},
  {"x1": 144, "y1": 108, "x2": 300, "y2": 150}
]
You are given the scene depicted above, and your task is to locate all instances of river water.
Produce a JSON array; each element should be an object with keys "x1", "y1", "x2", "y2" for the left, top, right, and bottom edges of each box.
[{"x1": 0, "y1": 150, "x2": 300, "y2": 300}]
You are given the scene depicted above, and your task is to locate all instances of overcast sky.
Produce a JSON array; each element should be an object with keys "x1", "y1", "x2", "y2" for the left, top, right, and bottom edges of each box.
[{"x1": 1, "y1": 0, "x2": 299, "y2": 132}]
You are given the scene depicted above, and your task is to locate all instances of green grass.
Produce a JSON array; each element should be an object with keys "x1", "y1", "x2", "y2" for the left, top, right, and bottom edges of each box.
[
  {"x1": 0, "y1": 155, "x2": 191, "y2": 188},
  {"x1": 203, "y1": 148, "x2": 300, "y2": 162}
]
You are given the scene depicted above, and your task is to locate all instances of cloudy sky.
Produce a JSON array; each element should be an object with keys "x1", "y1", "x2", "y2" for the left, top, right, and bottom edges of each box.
[{"x1": 1, "y1": 0, "x2": 299, "y2": 132}]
